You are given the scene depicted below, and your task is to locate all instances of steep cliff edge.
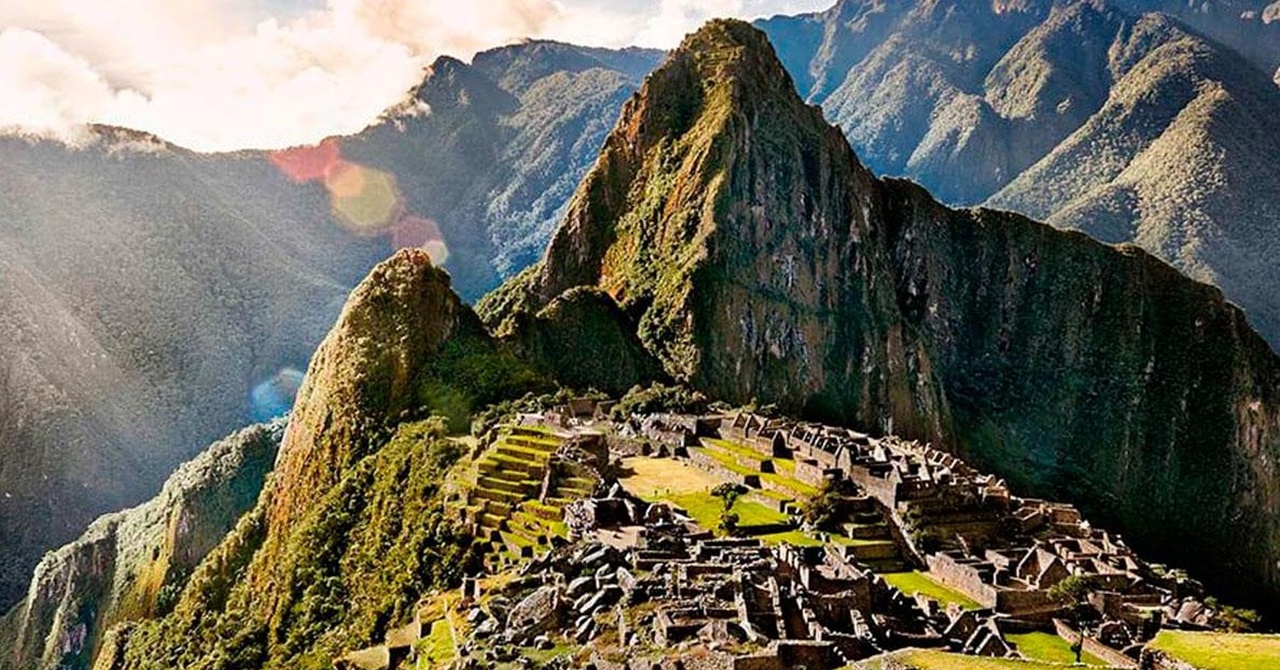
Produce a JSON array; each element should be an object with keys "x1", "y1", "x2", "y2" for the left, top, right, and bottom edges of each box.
[
  {"x1": 483, "y1": 20, "x2": 1280, "y2": 607},
  {"x1": 756, "y1": 1, "x2": 1280, "y2": 350},
  {"x1": 0, "y1": 422, "x2": 283, "y2": 670}
]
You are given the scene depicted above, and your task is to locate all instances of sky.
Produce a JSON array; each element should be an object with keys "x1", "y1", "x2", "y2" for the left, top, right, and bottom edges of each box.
[{"x1": 0, "y1": 0, "x2": 831, "y2": 152}]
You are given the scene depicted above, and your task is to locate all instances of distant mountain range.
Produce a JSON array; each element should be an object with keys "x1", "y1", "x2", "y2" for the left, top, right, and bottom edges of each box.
[{"x1": 757, "y1": 0, "x2": 1280, "y2": 345}]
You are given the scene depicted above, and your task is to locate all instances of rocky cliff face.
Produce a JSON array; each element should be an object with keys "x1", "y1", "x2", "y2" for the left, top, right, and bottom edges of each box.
[
  {"x1": 480, "y1": 21, "x2": 951, "y2": 442},
  {"x1": 485, "y1": 19, "x2": 1280, "y2": 609},
  {"x1": 0, "y1": 422, "x2": 282, "y2": 670}
]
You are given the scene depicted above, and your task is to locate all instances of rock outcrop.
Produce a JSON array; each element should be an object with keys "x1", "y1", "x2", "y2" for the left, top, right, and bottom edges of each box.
[
  {"x1": 484, "y1": 19, "x2": 1280, "y2": 610},
  {"x1": 0, "y1": 422, "x2": 283, "y2": 670}
]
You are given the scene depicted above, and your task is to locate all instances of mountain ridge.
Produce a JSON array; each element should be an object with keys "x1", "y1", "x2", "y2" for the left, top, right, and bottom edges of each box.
[{"x1": 0, "y1": 422, "x2": 283, "y2": 670}]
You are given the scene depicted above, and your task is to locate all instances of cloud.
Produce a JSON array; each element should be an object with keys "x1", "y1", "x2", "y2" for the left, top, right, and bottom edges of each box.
[
  {"x1": 0, "y1": 0, "x2": 831, "y2": 151},
  {"x1": 0, "y1": 28, "x2": 115, "y2": 143}
]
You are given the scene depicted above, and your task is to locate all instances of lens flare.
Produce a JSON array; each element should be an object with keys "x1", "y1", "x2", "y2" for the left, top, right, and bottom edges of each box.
[
  {"x1": 250, "y1": 368, "x2": 305, "y2": 421},
  {"x1": 268, "y1": 138, "x2": 341, "y2": 183},
  {"x1": 267, "y1": 138, "x2": 445, "y2": 255},
  {"x1": 325, "y1": 161, "x2": 402, "y2": 234},
  {"x1": 392, "y1": 214, "x2": 450, "y2": 266}
]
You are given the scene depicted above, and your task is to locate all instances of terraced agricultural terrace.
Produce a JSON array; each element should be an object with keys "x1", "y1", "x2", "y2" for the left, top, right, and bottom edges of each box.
[
  {"x1": 465, "y1": 425, "x2": 595, "y2": 569},
  {"x1": 337, "y1": 404, "x2": 1269, "y2": 670}
]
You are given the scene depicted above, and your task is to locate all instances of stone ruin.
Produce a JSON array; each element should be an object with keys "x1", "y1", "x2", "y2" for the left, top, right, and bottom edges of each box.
[{"x1": 335, "y1": 407, "x2": 1244, "y2": 670}]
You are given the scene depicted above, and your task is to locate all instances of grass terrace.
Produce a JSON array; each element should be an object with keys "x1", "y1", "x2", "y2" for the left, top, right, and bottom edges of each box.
[
  {"x1": 663, "y1": 491, "x2": 790, "y2": 532},
  {"x1": 620, "y1": 457, "x2": 794, "y2": 534},
  {"x1": 1147, "y1": 630, "x2": 1280, "y2": 670},
  {"x1": 691, "y1": 442, "x2": 819, "y2": 496},
  {"x1": 1007, "y1": 632, "x2": 1105, "y2": 666},
  {"x1": 415, "y1": 620, "x2": 456, "y2": 669},
  {"x1": 881, "y1": 571, "x2": 984, "y2": 611}
]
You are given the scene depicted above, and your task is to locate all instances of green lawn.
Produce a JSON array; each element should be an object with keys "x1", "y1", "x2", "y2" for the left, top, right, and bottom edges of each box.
[
  {"x1": 416, "y1": 620, "x2": 455, "y2": 668},
  {"x1": 1148, "y1": 630, "x2": 1280, "y2": 670},
  {"x1": 881, "y1": 571, "x2": 984, "y2": 610},
  {"x1": 861, "y1": 649, "x2": 1117, "y2": 669},
  {"x1": 703, "y1": 437, "x2": 771, "y2": 460},
  {"x1": 659, "y1": 491, "x2": 789, "y2": 534},
  {"x1": 1007, "y1": 632, "x2": 1105, "y2": 666}
]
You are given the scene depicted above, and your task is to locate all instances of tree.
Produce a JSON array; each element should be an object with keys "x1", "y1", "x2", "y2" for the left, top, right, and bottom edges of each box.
[
  {"x1": 1216, "y1": 604, "x2": 1261, "y2": 633},
  {"x1": 1049, "y1": 574, "x2": 1099, "y2": 664},
  {"x1": 711, "y1": 483, "x2": 746, "y2": 536},
  {"x1": 800, "y1": 477, "x2": 855, "y2": 531}
]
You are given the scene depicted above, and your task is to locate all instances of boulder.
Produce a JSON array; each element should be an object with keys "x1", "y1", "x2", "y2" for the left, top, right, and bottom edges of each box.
[{"x1": 504, "y1": 585, "x2": 564, "y2": 643}]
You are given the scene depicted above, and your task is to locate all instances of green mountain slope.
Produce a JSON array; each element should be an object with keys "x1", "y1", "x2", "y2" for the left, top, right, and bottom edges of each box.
[
  {"x1": 92, "y1": 250, "x2": 537, "y2": 670},
  {"x1": 0, "y1": 41, "x2": 656, "y2": 614}
]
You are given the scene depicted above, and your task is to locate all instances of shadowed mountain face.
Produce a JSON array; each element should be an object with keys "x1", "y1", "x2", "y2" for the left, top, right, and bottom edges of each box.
[
  {"x1": 757, "y1": 0, "x2": 1280, "y2": 348},
  {"x1": 0, "y1": 42, "x2": 657, "y2": 613},
  {"x1": 484, "y1": 19, "x2": 1280, "y2": 611},
  {"x1": 0, "y1": 132, "x2": 382, "y2": 614}
]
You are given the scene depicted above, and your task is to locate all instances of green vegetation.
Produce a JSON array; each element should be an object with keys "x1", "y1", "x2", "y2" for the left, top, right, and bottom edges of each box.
[
  {"x1": 415, "y1": 620, "x2": 455, "y2": 668},
  {"x1": 520, "y1": 287, "x2": 665, "y2": 395},
  {"x1": 112, "y1": 419, "x2": 480, "y2": 670},
  {"x1": 691, "y1": 445, "x2": 818, "y2": 497},
  {"x1": 757, "y1": 530, "x2": 824, "y2": 547},
  {"x1": 1148, "y1": 630, "x2": 1280, "y2": 670},
  {"x1": 652, "y1": 491, "x2": 789, "y2": 535},
  {"x1": 611, "y1": 383, "x2": 709, "y2": 420},
  {"x1": 1048, "y1": 575, "x2": 1100, "y2": 664},
  {"x1": 881, "y1": 571, "x2": 983, "y2": 611},
  {"x1": 1203, "y1": 597, "x2": 1261, "y2": 633},
  {"x1": 418, "y1": 338, "x2": 550, "y2": 433},
  {"x1": 1007, "y1": 632, "x2": 1104, "y2": 666},
  {"x1": 862, "y1": 649, "x2": 1116, "y2": 669},
  {"x1": 711, "y1": 482, "x2": 747, "y2": 535},
  {"x1": 800, "y1": 477, "x2": 859, "y2": 532}
]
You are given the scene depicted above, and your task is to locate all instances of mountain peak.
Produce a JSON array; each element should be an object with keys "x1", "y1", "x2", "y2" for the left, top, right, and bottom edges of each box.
[
  {"x1": 483, "y1": 18, "x2": 916, "y2": 421},
  {"x1": 266, "y1": 249, "x2": 466, "y2": 531},
  {"x1": 675, "y1": 19, "x2": 793, "y2": 76}
]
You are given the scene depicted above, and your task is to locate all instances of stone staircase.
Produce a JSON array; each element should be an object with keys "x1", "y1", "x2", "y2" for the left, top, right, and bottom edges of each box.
[{"x1": 465, "y1": 426, "x2": 595, "y2": 571}]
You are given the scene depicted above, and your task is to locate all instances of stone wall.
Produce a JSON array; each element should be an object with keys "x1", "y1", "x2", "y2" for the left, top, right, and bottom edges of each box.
[
  {"x1": 925, "y1": 554, "x2": 998, "y2": 608},
  {"x1": 995, "y1": 589, "x2": 1055, "y2": 617},
  {"x1": 793, "y1": 459, "x2": 829, "y2": 487},
  {"x1": 849, "y1": 468, "x2": 900, "y2": 509},
  {"x1": 1052, "y1": 620, "x2": 1139, "y2": 669}
]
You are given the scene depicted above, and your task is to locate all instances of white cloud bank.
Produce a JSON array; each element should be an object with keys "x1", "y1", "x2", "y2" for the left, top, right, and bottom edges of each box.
[{"x1": 0, "y1": 0, "x2": 829, "y2": 151}]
